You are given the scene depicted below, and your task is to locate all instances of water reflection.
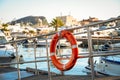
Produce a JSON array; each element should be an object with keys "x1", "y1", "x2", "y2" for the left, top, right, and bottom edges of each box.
[{"x1": 15, "y1": 45, "x2": 89, "y2": 75}]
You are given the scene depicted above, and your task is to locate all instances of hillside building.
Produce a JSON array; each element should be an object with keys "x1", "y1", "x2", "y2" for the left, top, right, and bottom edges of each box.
[{"x1": 56, "y1": 15, "x2": 78, "y2": 26}]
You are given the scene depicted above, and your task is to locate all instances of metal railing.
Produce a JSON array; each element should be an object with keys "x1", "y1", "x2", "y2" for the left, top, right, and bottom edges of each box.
[{"x1": 0, "y1": 16, "x2": 120, "y2": 80}]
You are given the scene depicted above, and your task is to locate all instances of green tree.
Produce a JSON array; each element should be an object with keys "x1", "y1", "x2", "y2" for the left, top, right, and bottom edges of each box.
[
  {"x1": 50, "y1": 18, "x2": 64, "y2": 31},
  {"x1": 29, "y1": 30, "x2": 35, "y2": 37},
  {"x1": 2, "y1": 23, "x2": 9, "y2": 31}
]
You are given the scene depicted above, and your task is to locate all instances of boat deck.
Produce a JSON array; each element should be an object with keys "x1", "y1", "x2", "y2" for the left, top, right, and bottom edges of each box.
[{"x1": 0, "y1": 67, "x2": 120, "y2": 80}]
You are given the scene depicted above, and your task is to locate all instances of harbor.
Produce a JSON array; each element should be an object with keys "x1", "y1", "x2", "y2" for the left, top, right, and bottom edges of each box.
[{"x1": 0, "y1": 16, "x2": 120, "y2": 80}]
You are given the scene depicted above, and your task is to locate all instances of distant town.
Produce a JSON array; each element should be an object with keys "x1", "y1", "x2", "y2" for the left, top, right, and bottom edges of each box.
[{"x1": 0, "y1": 15, "x2": 120, "y2": 40}]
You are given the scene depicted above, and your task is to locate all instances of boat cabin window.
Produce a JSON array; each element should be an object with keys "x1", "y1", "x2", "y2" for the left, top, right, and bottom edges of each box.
[{"x1": 0, "y1": 36, "x2": 7, "y2": 43}]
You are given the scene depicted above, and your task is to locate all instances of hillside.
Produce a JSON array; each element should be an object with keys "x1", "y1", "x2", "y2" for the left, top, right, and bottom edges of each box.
[{"x1": 9, "y1": 16, "x2": 48, "y2": 26}]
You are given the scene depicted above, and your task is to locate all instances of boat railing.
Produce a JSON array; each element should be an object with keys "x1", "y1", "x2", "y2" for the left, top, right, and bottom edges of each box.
[{"x1": 0, "y1": 16, "x2": 120, "y2": 80}]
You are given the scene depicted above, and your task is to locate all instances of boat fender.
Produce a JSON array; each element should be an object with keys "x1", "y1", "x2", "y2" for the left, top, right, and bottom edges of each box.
[
  {"x1": 94, "y1": 60, "x2": 97, "y2": 64},
  {"x1": 19, "y1": 55, "x2": 24, "y2": 64},
  {"x1": 11, "y1": 53, "x2": 16, "y2": 59}
]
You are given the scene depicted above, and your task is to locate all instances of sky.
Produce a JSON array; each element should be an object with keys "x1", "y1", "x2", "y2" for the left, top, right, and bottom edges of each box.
[{"x1": 0, "y1": 0, "x2": 120, "y2": 23}]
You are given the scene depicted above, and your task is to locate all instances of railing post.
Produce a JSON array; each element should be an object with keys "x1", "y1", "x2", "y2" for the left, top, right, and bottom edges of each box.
[
  {"x1": 33, "y1": 39, "x2": 38, "y2": 75},
  {"x1": 15, "y1": 42, "x2": 21, "y2": 80},
  {"x1": 58, "y1": 40, "x2": 64, "y2": 75},
  {"x1": 46, "y1": 37, "x2": 52, "y2": 80},
  {"x1": 87, "y1": 26, "x2": 95, "y2": 80}
]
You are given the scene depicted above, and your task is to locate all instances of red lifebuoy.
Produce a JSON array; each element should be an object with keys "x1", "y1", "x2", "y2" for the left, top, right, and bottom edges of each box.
[{"x1": 50, "y1": 30, "x2": 78, "y2": 71}]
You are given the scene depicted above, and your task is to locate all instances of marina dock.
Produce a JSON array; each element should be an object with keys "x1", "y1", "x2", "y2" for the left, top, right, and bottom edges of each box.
[
  {"x1": 0, "y1": 67, "x2": 120, "y2": 80},
  {"x1": 22, "y1": 75, "x2": 120, "y2": 80},
  {"x1": 77, "y1": 37, "x2": 120, "y2": 46}
]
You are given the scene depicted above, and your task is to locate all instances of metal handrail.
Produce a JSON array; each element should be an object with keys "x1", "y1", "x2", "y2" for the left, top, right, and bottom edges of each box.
[{"x1": 0, "y1": 50, "x2": 120, "y2": 65}]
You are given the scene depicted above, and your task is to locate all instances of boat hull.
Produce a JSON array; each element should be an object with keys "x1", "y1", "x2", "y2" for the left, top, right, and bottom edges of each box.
[
  {"x1": 86, "y1": 55, "x2": 120, "y2": 76},
  {"x1": 94, "y1": 56, "x2": 120, "y2": 76},
  {"x1": 0, "y1": 57, "x2": 13, "y2": 63}
]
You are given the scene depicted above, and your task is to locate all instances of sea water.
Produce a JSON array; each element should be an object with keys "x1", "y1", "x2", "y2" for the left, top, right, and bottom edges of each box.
[{"x1": 15, "y1": 44, "x2": 95, "y2": 75}]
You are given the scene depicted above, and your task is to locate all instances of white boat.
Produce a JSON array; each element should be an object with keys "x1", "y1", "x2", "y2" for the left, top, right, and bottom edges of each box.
[
  {"x1": 85, "y1": 54, "x2": 120, "y2": 76},
  {"x1": 113, "y1": 43, "x2": 120, "y2": 48},
  {"x1": 37, "y1": 38, "x2": 69, "y2": 47},
  {"x1": 93, "y1": 55, "x2": 120, "y2": 76},
  {"x1": 36, "y1": 39, "x2": 50, "y2": 47},
  {"x1": 0, "y1": 30, "x2": 23, "y2": 66}
]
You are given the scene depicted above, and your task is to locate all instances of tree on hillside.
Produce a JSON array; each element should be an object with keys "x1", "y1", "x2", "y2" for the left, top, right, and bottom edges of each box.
[
  {"x1": 29, "y1": 30, "x2": 36, "y2": 37},
  {"x1": 1, "y1": 23, "x2": 9, "y2": 31},
  {"x1": 1, "y1": 23, "x2": 11, "y2": 37},
  {"x1": 50, "y1": 18, "x2": 64, "y2": 31}
]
